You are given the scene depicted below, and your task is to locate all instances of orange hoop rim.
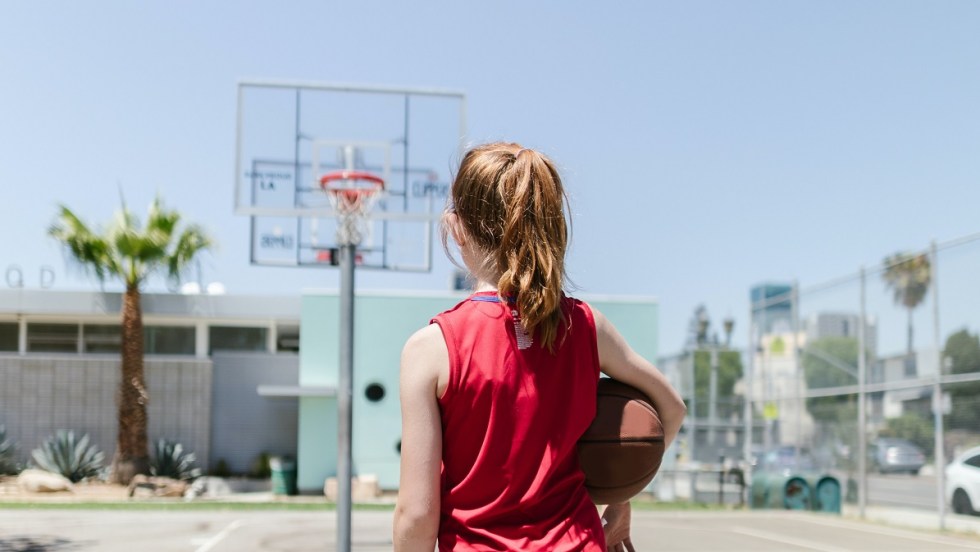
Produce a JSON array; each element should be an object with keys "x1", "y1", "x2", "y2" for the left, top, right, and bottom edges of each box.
[{"x1": 318, "y1": 170, "x2": 385, "y2": 196}]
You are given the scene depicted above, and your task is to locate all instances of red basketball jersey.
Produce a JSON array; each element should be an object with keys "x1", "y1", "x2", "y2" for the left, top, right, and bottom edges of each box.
[{"x1": 432, "y1": 292, "x2": 604, "y2": 551}]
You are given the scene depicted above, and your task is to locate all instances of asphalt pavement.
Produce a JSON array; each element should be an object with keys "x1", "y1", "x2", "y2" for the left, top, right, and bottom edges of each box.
[{"x1": 2, "y1": 507, "x2": 980, "y2": 551}]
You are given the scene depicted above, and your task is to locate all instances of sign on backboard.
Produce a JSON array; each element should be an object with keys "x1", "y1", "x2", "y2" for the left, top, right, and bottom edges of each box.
[{"x1": 235, "y1": 80, "x2": 466, "y2": 271}]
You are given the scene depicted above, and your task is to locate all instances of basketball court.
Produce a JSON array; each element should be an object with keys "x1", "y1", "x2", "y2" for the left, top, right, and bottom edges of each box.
[{"x1": 2, "y1": 509, "x2": 979, "y2": 551}]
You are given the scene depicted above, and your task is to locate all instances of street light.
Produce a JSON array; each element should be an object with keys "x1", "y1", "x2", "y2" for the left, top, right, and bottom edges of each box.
[{"x1": 690, "y1": 314, "x2": 735, "y2": 456}]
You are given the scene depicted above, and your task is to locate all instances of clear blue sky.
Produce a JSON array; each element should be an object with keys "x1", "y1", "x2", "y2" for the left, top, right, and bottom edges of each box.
[{"x1": 3, "y1": 2, "x2": 980, "y2": 355}]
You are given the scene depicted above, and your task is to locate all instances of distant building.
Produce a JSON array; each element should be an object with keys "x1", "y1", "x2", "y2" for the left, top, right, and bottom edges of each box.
[
  {"x1": 750, "y1": 283, "x2": 793, "y2": 338},
  {"x1": 804, "y1": 312, "x2": 878, "y2": 357}
]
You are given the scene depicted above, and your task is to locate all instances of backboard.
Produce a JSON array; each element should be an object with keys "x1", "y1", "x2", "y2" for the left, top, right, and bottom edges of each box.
[{"x1": 235, "y1": 80, "x2": 466, "y2": 271}]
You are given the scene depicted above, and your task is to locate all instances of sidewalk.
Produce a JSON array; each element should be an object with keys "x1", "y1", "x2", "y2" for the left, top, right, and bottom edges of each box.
[{"x1": 843, "y1": 504, "x2": 980, "y2": 538}]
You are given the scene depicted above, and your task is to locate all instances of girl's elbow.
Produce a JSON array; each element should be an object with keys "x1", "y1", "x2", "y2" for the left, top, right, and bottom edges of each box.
[{"x1": 393, "y1": 506, "x2": 439, "y2": 550}]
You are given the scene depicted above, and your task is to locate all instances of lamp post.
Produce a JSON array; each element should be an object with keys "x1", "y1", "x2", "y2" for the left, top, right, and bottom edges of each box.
[{"x1": 696, "y1": 314, "x2": 735, "y2": 450}]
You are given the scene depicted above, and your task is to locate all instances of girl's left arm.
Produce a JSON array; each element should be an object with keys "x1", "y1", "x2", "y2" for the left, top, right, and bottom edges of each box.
[{"x1": 393, "y1": 324, "x2": 446, "y2": 551}]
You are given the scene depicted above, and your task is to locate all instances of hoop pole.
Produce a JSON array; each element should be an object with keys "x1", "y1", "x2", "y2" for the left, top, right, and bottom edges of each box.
[{"x1": 337, "y1": 242, "x2": 355, "y2": 552}]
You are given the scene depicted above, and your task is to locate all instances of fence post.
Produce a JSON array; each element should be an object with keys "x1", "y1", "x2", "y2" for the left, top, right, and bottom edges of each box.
[
  {"x1": 931, "y1": 240, "x2": 946, "y2": 530},
  {"x1": 857, "y1": 266, "x2": 867, "y2": 519}
]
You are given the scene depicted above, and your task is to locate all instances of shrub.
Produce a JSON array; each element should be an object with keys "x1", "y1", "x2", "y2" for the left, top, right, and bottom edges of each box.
[
  {"x1": 250, "y1": 451, "x2": 271, "y2": 479},
  {"x1": 150, "y1": 438, "x2": 201, "y2": 481},
  {"x1": 32, "y1": 430, "x2": 105, "y2": 482},
  {"x1": 211, "y1": 458, "x2": 231, "y2": 477},
  {"x1": 0, "y1": 426, "x2": 21, "y2": 475}
]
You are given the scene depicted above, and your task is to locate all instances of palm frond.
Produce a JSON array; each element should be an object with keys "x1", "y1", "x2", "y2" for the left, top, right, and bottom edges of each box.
[
  {"x1": 882, "y1": 252, "x2": 931, "y2": 309},
  {"x1": 167, "y1": 226, "x2": 213, "y2": 283},
  {"x1": 49, "y1": 206, "x2": 125, "y2": 281}
]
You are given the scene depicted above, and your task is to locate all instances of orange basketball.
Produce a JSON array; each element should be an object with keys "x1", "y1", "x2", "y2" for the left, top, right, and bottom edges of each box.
[{"x1": 577, "y1": 378, "x2": 665, "y2": 504}]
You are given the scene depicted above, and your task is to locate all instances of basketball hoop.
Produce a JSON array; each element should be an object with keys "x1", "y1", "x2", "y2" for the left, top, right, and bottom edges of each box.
[{"x1": 319, "y1": 170, "x2": 385, "y2": 246}]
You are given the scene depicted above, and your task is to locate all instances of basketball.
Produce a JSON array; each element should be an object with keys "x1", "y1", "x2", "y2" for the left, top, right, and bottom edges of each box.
[{"x1": 577, "y1": 378, "x2": 666, "y2": 504}]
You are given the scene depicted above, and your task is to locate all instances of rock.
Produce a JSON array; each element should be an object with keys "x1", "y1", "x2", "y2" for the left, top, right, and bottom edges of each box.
[
  {"x1": 17, "y1": 469, "x2": 75, "y2": 493},
  {"x1": 185, "y1": 476, "x2": 233, "y2": 499},
  {"x1": 127, "y1": 475, "x2": 190, "y2": 498},
  {"x1": 324, "y1": 474, "x2": 382, "y2": 501}
]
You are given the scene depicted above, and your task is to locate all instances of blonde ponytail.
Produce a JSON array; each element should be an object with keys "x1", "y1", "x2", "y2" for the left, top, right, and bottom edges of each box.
[{"x1": 449, "y1": 143, "x2": 570, "y2": 350}]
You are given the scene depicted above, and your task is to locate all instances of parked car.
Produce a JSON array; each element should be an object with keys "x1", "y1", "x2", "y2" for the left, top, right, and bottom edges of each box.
[
  {"x1": 946, "y1": 446, "x2": 980, "y2": 516},
  {"x1": 869, "y1": 438, "x2": 925, "y2": 475},
  {"x1": 757, "y1": 446, "x2": 818, "y2": 475}
]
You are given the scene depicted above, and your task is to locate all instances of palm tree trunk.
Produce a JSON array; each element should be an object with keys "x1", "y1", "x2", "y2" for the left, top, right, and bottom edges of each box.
[
  {"x1": 109, "y1": 283, "x2": 149, "y2": 484},
  {"x1": 906, "y1": 307, "x2": 916, "y2": 376}
]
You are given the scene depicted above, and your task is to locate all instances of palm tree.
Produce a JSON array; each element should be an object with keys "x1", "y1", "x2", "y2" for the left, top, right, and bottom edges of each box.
[
  {"x1": 881, "y1": 251, "x2": 931, "y2": 375},
  {"x1": 50, "y1": 198, "x2": 212, "y2": 484}
]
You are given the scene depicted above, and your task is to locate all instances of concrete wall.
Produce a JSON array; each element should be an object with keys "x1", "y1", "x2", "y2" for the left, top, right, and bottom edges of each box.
[
  {"x1": 210, "y1": 352, "x2": 299, "y2": 473},
  {"x1": 0, "y1": 354, "x2": 211, "y2": 469}
]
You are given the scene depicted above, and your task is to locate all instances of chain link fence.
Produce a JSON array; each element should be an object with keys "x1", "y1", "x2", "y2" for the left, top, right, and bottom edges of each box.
[{"x1": 739, "y1": 232, "x2": 980, "y2": 520}]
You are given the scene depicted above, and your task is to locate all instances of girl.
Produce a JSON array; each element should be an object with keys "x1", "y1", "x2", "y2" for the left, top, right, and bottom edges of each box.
[{"x1": 394, "y1": 143, "x2": 686, "y2": 551}]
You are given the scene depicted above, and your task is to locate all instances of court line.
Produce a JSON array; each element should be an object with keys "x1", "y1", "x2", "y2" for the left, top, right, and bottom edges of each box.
[
  {"x1": 732, "y1": 527, "x2": 851, "y2": 552},
  {"x1": 195, "y1": 519, "x2": 244, "y2": 552},
  {"x1": 800, "y1": 515, "x2": 980, "y2": 550}
]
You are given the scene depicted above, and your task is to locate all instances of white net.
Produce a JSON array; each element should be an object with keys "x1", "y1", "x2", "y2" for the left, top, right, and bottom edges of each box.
[{"x1": 321, "y1": 171, "x2": 385, "y2": 246}]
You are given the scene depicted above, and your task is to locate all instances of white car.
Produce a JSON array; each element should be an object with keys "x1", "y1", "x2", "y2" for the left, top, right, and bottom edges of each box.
[{"x1": 946, "y1": 446, "x2": 980, "y2": 516}]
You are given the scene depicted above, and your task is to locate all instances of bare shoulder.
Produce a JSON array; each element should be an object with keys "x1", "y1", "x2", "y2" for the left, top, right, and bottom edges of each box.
[
  {"x1": 402, "y1": 323, "x2": 446, "y2": 361},
  {"x1": 400, "y1": 323, "x2": 449, "y2": 397}
]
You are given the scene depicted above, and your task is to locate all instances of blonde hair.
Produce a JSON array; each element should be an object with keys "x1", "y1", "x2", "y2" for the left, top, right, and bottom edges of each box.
[{"x1": 447, "y1": 142, "x2": 570, "y2": 350}]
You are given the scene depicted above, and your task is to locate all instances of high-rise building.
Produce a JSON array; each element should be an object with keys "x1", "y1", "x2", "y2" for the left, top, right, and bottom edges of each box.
[{"x1": 750, "y1": 283, "x2": 793, "y2": 339}]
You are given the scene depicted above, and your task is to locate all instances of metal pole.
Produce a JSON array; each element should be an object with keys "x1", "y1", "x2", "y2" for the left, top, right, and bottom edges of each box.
[
  {"x1": 931, "y1": 240, "x2": 946, "y2": 530},
  {"x1": 791, "y1": 281, "x2": 802, "y2": 459},
  {"x1": 857, "y1": 266, "x2": 867, "y2": 518},
  {"x1": 743, "y1": 304, "x2": 755, "y2": 489},
  {"x1": 337, "y1": 242, "x2": 355, "y2": 552},
  {"x1": 708, "y1": 347, "x2": 718, "y2": 446},
  {"x1": 688, "y1": 352, "x2": 698, "y2": 464}
]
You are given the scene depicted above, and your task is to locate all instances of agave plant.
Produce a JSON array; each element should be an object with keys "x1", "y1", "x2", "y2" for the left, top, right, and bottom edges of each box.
[
  {"x1": 0, "y1": 425, "x2": 20, "y2": 475},
  {"x1": 32, "y1": 430, "x2": 105, "y2": 482},
  {"x1": 150, "y1": 438, "x2": 201, "y2": 481}
]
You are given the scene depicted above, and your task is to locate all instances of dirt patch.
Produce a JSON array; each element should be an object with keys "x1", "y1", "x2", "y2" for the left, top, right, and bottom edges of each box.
[{"x1": 0, "y1": 476, "x2": 129, "y2": 502}]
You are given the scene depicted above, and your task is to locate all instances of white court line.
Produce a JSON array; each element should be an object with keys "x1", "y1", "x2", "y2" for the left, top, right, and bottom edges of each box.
[
  {"x1": 800, "y1": 515, "x2": 980, "y2": 550},
  {"x1": 732, "y1": 527, "x2": 851, "y2": 552},
  {"x1": 195, "y1": 519, "x2": 244, "y2": 552}
]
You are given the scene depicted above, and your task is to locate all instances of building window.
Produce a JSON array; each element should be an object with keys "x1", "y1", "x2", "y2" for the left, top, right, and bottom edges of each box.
[
  {"x1": 84, "y1": 324, "x2": 121, "y2": 353},
  {"x1": 209, "y1": 326, "x2": 267, "y2": 354},
  {"x1": 277, "y1": 325, "x2": 300, "y2": 353},
  {"x1": 0, "y1": 323, "x2": 17, "y2": 352},
  {"x1": 27, "y1": 323, "x2": 79, "y2": 353},
  {"x1": 145, "y1": 326, "x2": 196, "y2": 355}
]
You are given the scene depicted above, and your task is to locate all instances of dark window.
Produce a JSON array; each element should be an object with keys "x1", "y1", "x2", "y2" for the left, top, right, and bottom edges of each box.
[
  {"x1": 27, "y1": 323, "x2": 79, "y2": 353},
  {"x1": 966, "y1": 455, "x2": 980, "y2": 469},
  {"x1": 84, "y1": 324, "x2": 121, "y2": 353},
  {"x1": 145, "y1": 326, "x2": 196, "y2": 355},
  {"x1": 0, "y1": 323, "x2": 17, "y2": 352},
  {"x1": 277, "y1": 326, "x2": 300, "y2": 353},
  {"x1": 209, "y1": 326, "x2": 267, "y2": 354}
]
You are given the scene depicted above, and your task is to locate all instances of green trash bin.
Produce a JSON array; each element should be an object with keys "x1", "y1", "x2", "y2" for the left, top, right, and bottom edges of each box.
[
  {"x1": 808, "y1": 474, "x2": 841, "y2": 513},
  {"x1": 269, "y1": 455, "x2": 298, "y2": 496},
  {"x1": 781, "y1": 475, "x2": 812, "y2": 510},
  {"x1": 750, "y1": 473, "x2": 812, "y2": 510},
  {"x1": 750, "y1": 472, "x2": 772, "y2": 509}
]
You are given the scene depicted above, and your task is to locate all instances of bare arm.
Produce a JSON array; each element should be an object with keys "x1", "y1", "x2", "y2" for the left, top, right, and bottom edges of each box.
[
  {"x1": 591, "y1": 306, "x2": 686, "y2": 450},
  {"x1": 590, "y1": 306, "x2": 686, "y2": 550},
  {"x1": 393, "y1": 324, "x2": 446, "y2": 551}
]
